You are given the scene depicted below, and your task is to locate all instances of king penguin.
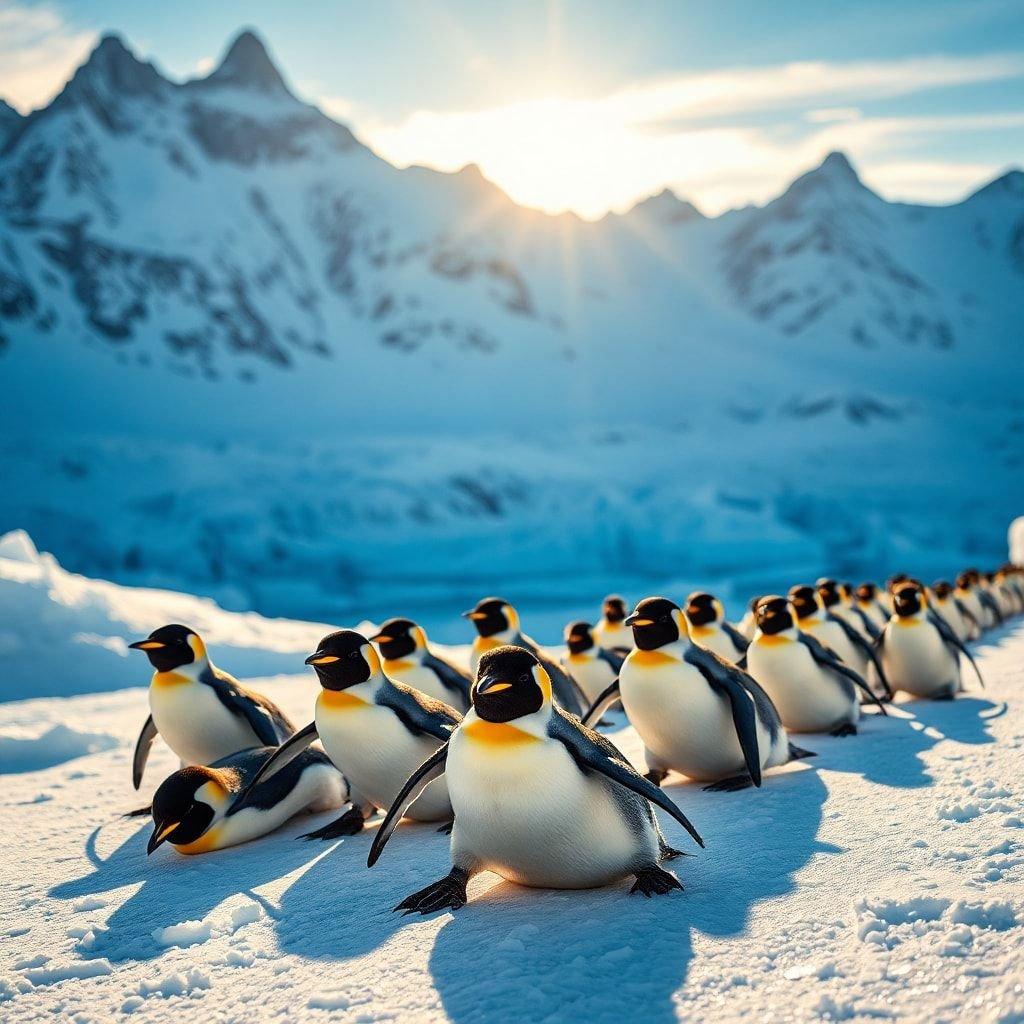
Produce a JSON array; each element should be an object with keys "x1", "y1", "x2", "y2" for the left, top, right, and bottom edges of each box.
[
  {"x1": 930, "y1": 581, "x2": 975, "y2": 643},
  {"x1": 562, "y1": 621, "x2": 625, "y2": 705},
  {"x1": 147, "y1": 746, "x2": 347, "y2": 855},
  {"x1": 464, "y1": 597, "x2": 586, "y2": 715},
  {"x1": 369, "y1": 617, "x2": 472, "y2": 712},
  {"x1": 366, "y1": 645, "x2": 704, "y2": 912},
  {"x1": 592, "y1": 595, "x2": 635, "y2": 653},
  {"x1": 128, "y1": 624, "x2": 295, "y2": 793},
  {"x1": 582, "y1": 597, "x2": 813, "y2": 791},
  {"x1": 682, "y1": 592, "x2": 750, "y2": 664},
  {"x1": 853, "y1": 582, "x2": 889, "y2": 634}
]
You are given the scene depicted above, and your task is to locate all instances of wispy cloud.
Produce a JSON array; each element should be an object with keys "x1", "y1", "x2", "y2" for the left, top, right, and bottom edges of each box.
[{"x1": 0, "y1": 2, "x2": 95, "y2": 113}]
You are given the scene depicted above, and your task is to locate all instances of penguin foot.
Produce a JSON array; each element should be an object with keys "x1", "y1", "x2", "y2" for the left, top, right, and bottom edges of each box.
[
  {"x1": 300, "y1": 807, "x2": 365, "y2": 840},
  {"x1": 124, "y1": 804, "x2": 152, "y2": 818},
  {"x1": 645, "y1": 768, "x2": 668, "y2": 787},
  {"x1": 933, "y1": 691, "x2": 956, "y2": 701},
  {"x1": 702, "y1": 774, "x2": 754, "y2": 793},
  {"x1": 830, "y1": 723, "x2": 858, "y2": 737},
  {"x1": 630, "y1": 865, "x2": 683, "y2": 897},
  {"x1": 394, "y1": 867, "x2": 469, "y2": 916},
  {"x1": 436, "y1": 819, "x2": 454, "y2": 835}
]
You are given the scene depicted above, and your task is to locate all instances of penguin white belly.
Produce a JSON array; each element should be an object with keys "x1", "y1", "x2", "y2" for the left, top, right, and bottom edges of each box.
[
  {"x1": 315, "y1": 698, "x2": 451, "y2": 820},
  {"x1": 808, "y1": 622, "x2": 868, "y2": 678},
  {"x1": 881, "y1": 625, "x2": 959, "y2": 698},
  {"x1": 935, "y1": 603, "x2": 969, "y2": 643},
  {"x1": 746, "y1": 641, "x2": 855, "y2": 733},
  {"x1": 446, "y1": 726, "x2": 654, "y2": 889},
  {"x1": 564, "y1": 656, "x2": 616, "y2": 703},
  {"x1": 149, "y1": 679, "x2": 258, "y2": 766},
  {"x1": 620, "y1": 660, "x2": 765, "y2": 780},
  {"x1": 689, "y1": 628, "x2": 740, "y2": 663},
  {"x1": 173, "y1": 763, "x2": 346, "y2": 855},
  {"x1": 383, "y1": 662, "x2": 458, "y2": 707},
  {"x1": 595, "y1": 624, "x2": 633, "y2": 651}
]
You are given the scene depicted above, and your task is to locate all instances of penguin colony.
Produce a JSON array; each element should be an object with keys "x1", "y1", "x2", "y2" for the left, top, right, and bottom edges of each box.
[{"x1": 129, "y1": 564, "x2": 1021, "y2": 913}]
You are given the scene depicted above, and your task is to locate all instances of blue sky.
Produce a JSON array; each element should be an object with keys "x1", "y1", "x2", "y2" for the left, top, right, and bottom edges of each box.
[{"x1": 2, "y1": 0, "x2": 1022, "y2": 216}]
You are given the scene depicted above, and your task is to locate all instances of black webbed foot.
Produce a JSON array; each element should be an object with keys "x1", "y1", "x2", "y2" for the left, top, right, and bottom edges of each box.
[
  {"x1": 830, "y1": 722, "x2": 858, "y2": 737},
  {"x1": 394, "y1": 867, "x2": 469, "y2": 915},
  {"x1": 124, "y1": 804, "x2": 152, "y2": 818},
  {"x1": 630, "y1": 865, "x2": 683, "y2": 897},
  {"x1": 702, "y1": 773, "x2": 755, "y2": 793},
  {"x1": 436, "y1": 819, "x2": 454, "y2": 835},
  {"x1": 300, "y1": 806, "x2": 365, "y2": 840}
]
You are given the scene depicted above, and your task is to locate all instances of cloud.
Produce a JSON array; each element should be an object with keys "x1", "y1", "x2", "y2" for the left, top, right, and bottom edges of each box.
[
  {"x1": 806, "y1": 107, "x2": 862, "y2": 124},
  {"x1": 318, "y1": 95, "x2": 356, "y2": 122},
  {"x1": 194, "y1": 56, "x2": 214, "y2": 76},
  {"x1": 0, "y1": 2, "x2": 96, "y2": 113}
]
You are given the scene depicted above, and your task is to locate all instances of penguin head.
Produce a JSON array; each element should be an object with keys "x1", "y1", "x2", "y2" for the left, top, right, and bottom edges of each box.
[
  {"x1": 788, "y1": 585, "x2": 821, "y2": 623},
  {"x1": 601, "y1": 595, "x2": 628, "y2": 624},
  {"x1": 463, "y1": 597, "x2": 518, "y2": 639},
  {"x1": 816, "y1": 578, "x2": 841, "y2": 610},
  {"x1": 148, "y1": 765, "x2": 231, "y2": 854},
  {"x1": 886, "y1": 573, "x2": 910, "y2": 595},
  {"x1": 305, "y1": 630, "x2": 381, "y2": 690},
  {"x1": 369, "y1": 618, "x2": 426, "y2": 662},
  {"x1": 129, "y1": 624, "x2": 207, "y2": 672},
  {"x1": 684, "y1": 591, "x2": 722, "y2": 628},
  {"x1": 892, "y1": 581, "x2": 925, "y2": 618},
  {"x1": 625, "y1": 597, "x2": 687, "y2": 650},
  {"x1": 955, "y1": 571, "x2": 974, "y2": 592},
  {"x1": 754, "y1": 595, "x2": 794, "y2": 635},
  {"x1": 564, "y1": 621, "x2": 596, "y2": 655},
  {"x1": 933, "y1": 580, "x2": 953, "y2": 600},
  {"x1": 473, "y1": 645, "x2": 549, "y2": 722},
  {"x1": 855, "y1": 582, "x2": 878, "y2": 603}
]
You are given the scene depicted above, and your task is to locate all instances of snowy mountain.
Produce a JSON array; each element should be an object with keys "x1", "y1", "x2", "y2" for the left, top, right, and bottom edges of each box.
[{"x1": 0, "y1": 29, "x2": 1021, "y2": 617}]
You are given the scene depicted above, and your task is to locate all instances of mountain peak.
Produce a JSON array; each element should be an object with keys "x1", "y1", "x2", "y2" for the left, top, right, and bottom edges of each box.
[
  {"x1": 965, "y1": 167, "x2": 1024, "y2": 203},
  {"x1": 626, "y1": 187, "x2": 704, "y2": 224},
  {"x1": 62, "y1": 32, "x2": 166, "y2": 101},
  {"x1": 817, "y1": 150, "x2": 860, "y2": 182},
  {"x1": 202, "y1": 29, "x2": 290, "y2": 94}
]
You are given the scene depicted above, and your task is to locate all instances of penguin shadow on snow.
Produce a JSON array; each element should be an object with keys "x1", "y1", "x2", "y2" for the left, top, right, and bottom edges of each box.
[
  {"x1": 49, "y1": 814, "x2": 346, "y2": 963},
  {"x1": 426, "y1": 767, "x2": 831, "y2": 1024}
]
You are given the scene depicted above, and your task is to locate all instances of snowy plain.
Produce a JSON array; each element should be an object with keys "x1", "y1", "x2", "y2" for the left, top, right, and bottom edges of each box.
[{"x1": 2, "y1": 533, "x2": 1024, "y2": 1022}]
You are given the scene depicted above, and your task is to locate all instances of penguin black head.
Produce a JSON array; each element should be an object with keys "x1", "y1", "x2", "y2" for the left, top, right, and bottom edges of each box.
[
  {"x1": 305, "y1": 630, "x2": 380, "y2": 690},
  {"x1": 602, "y1": 595, "x2": 627, "y2": 624},
  {"x1": 369, "y1": 618, "x2": 424, "y2": 661},
  {"x1": 893, "y1": 581, "x2": 924, "y2": 618},
  {"x1": 625, "y1": 596, "x2": 685, "y2": 650},
  {"x1": 473, "y1": 645, "x2": 549, "y2": 722},
  {"x1": 933, "y1": 580, "x2": 953, "y2": 600},
  {"x1": 855, "y1": 582, "x2": 878, "y2": 602},
  {"x1": 463, "y1": 597, "x2": 517, "y2": 639},
  {"x1": 788, "y1": 585, "x2": 821, "y2": 622},
  {"x1": 148, "y1": 765, "x2": 230, "y2": 855},
  {"x1": 886, "y1": 573, "x2": 910, "y2": 594},
  {"x1": 755, "y1": 595, "x2": 794, "y2": 635},
  {"x1": 129, "y1": 624, "x2": 206, "y2": 672},
  {"x1": 816, "y1": 579, "x2": 841, "y2": 609},
  {"x1": 955, "y1": 571, "x2": 973, "y2": 590},
  {"x1": 684, "y1": 592, "x2": 719, "y2": 628},
  {"x1": 564, "y1": 621, "x2": 596, "y2": 655}
]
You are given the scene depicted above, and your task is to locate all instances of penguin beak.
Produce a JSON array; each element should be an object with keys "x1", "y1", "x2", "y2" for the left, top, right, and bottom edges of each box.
[
  {"x1": 624, "y1": 614, "x2": 651, "y2": 627},
  {"x1": 476, "y1": 678, "x2": 512, "y2": 695},
  {"x1": 147, "y1": 821, "x2": 179, "y2": 855},
  {"x1": 462, "y1": 610, "x2": 486, "y2": 620},
  {"x1": 305, "y1": 652, "x2": 338, "y2": 666},
  {"x1": 368, "y1": 633, "x2": 392, "y2": 644},
  {"x1": 129, "y1": 640, "x2": 165, "y2": 650},
  {"x1": 567, "y1": 634, "x2": 586, "y2": 643}
]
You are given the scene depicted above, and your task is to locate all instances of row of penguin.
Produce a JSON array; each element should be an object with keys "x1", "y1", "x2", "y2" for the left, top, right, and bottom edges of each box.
[{"x1": 131, "y1": 565, "x2": 1020, "y2": 912}]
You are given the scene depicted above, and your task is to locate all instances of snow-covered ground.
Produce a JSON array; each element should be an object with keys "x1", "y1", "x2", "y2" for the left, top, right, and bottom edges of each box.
[{"x1": 2, "y1": 532, "x2": 1024, "y2": 1022}]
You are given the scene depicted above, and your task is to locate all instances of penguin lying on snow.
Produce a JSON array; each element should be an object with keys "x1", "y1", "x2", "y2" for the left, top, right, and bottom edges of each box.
[
  {"x1": 369, "y1": 617, "x2": 472, "y2": 712},
  {"x1": 593, "y1": 595, "x2": 634, "y2": 653},
  {"x1": 464, "y1": 597, "x2": 586, "y2": 715},
  {"x1": 683, "y1": 591, "x2": 750, "y2": 663},
  {"x1": 232, "y1": 630, "x2": 459, "y2": 838},
  {"x1": 562, "y1": 621, "x2": 625, "y2": 705},
  {"x1": 368, "y1": 645, "x2": 703, "y2": 913},
  {"x1": 148, "y1": 746, "x2": 347, "y2": 856},
  {"x1": 128, "y1": 625, "x2": 294, "y2": 795},
  {"x1": 582, "y1": 597, "x2": 814, "y2": 791},
  {"x1": 745, "y1": 596, "x2": 886, "y2": 736}
]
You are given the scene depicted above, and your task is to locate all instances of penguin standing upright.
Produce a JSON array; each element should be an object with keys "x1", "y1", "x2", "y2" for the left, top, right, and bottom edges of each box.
[
  {"x1": 592, "y1": 595, "x2": 635, "y2": 653},
  {"x1": 562, "y1": 622, "x2": 624, "y2": 704},
  {"x1": 582, "y1": 598, "x2": 813, "y2": 791},
  {"x1": 367, "y1": 645, "x2": 704, "y2": 912},
  {"x1": 232, "y1": 630, "x2": 460, "y2": 838},
  {"x1": 930, "y1": 581, "x2": 974, "y2": 643},
  {"x1": 955, "y1": 572, "x2": 986, "y2": 639},
  {"x1": 128, "y1": 625, "x2": 295, "y2": 792},
  {"x1": 682, "y1": 592, "x2": 750, "y2": 664},
  {"x1": 853, "y1": 583, "x2": 889, "y2": 633},
  {"x1": 736, "y1": 596, "x2": 761, "y2": 641},
  {"x1": 369, "y1": 618, "x2": 472, "y2": 712},
  {"x1": 745, "y1": 596, "x2": 885, "y2": 736},
  {"x1": 464, "y1": 597, "x2": 585, "y2": 715},
  {"x1": 147, "y1": 746, "x2": 347, "y2": 856},
  {"x1": 815, "y1": 580, "x2": 892, "y2": 698}
]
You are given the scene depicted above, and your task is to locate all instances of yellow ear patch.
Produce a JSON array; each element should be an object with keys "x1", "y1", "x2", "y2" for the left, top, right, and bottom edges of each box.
[
  {"x1": 188, "y1": 634, "x2": 207, "y2": 661},
  {"x1": 504, "y1": 605, "x2": 520, "y2": 632},
  {"x1": 534, "y1": 665, "x2": 552, "y2": 702},
  {"x1": 364, "y1": 644, "x2": 381, "y2": 676},
  {"x1": 413, "y1": 626, "x2": 427, "y2": 649}
]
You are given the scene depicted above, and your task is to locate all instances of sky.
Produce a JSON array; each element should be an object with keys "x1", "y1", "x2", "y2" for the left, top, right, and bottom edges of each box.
[{"x1": 1, "y1": 0, "x2": 1022, "y2": 218}]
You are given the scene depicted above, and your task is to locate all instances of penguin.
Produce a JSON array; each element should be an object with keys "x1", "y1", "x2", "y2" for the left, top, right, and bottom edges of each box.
[
  {"x1": 736, "y1": 595, "x2": 761, "y2": 641},
  {"x1": 993, "y1": 568, "x2": 1021, "y2": 617},
  {"x1": 463, "y1": 597, "x2": 585, "y2": 715},
  {"x1": 853, "y1": 582, "x2": 890, "y2": 633},
  {"x1": 814, "y1": 579, "x2": 892, "y2": 698},
  {"x1": 789, "y1": 585, "x2": 891, "y2": 700},
  {"x1": 581, "y1": 597, "x2": 814, "y2": 791},
  {"x1": 821, "y1": 580, "x2": 879, "y2": 642},
  {"x1": 147, "y1": 746, "x2": 347, "y2": 855},
  {"x1": 968, "y1": 569, "x2": 1003, "y2": 628},
  {"x1": 930, "y1": 581, "x2": 975, "y2": 643},
  {"x1": 128, "y1": 625, "x2": 295, "y2": 793},
  {"x1": 231, "y1": 630, "x2": 460, "y2": 837},
  {"x1": 592, "y1": 595, "x2": 635, "y2": 653},
  {"x1": 368, "y1": 617, "x2": 472, "y2": 712},
  {"x1": 745, "y1": 596, "x2": 885, "y2": 736},
  {"x1": 367, "y1": 645, "x2": 704, "y2": 912},
  {"x1": 955, "y1": 571, "x2": 987, "y2": 639},
  {"x1": 876, "y1": 581, "x2": 984, "y2": 699},
  {"x1": 682, "y1": 592, "x2": 750, "y2": 664},
  {"x1": 562, "y1": 621, "x2": 624, "y2": 704}
]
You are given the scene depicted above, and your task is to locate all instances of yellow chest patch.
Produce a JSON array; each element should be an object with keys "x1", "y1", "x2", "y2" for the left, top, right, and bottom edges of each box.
[
  {"x1": 473, "y1": 636, "x2": 504, "y2": 654},
  {"x1": 383, "y1": 659, "x2": 416, "y2": 673},
  {"x1": 894, "y1": 618, "x2": 922, "y2": 628},
  {"x1": 688, "y1": 625, "x2": 715, "y2": 639},
  {"x1": 628, "y1": 649, "x2": 681, "y2": 667},
  {"x1": 797, "y1": 618, "x2": 819, "y2": 631},
  {"x1": 756, "y1": 634, "x2": 793, "y2": 647},
  {"x1": 463, "y1": 720, "x2": 541, "y2": 747},
  {"x1": 566, "y1": 652, "x2": 589, "y2": 664},
  {"x1": 173, "y1": 826, "x2": 222, "y2": 855},
  {"x1": 152, "y1": 671, "x2": 192, "y2": 688},
  {"x1": 318, "y1": 689, "x2": 369, "y2": 711}
]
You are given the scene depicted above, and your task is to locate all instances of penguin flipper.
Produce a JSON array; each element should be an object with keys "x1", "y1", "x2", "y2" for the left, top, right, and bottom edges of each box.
[
  {"x1": 827, "y1": 612, "x2": 893, "y2": 698},
  {"x1": 421, "y1": 652, "x2": 472, "y2": 704},
  {"x1": 596, "y1": 647, "x2": 626, "y2": 673},
  {"x1": 228, "y1": 721, "x2": 319, "y2": 812},
  {"x1": 684, "y1": 646, "x2": 764, "y2": 787},
  {"x1": 581, "y1": 678, "x2": 621, "y2": 729},
  {"x1": 376, "y1": 679, "x2": 462, "y2": 741},
  {"x1": 367, "y1": 742, "x2": 449, "y2": 867},
  {"x1": 547, "y1": 707, "x2": 704, "y2": 849},
  {"x1": 927, "y1": 610, "x2": 985, "y2": 689},
  {"x1": 132, "y1": 714, "x2": 159, "y2": 790},
  {"x1": 207, "y1": 669, "x2": 289, "y2": 746},
  {"x1": 797, "y1": 632, "x2": 887, "y2": 715},
  {"x1": 722, "y1": 622, "x2": 751, "y2": 656}
]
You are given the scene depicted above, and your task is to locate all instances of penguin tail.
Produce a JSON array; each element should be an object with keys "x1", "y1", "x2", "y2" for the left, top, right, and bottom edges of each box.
[{"x1": 788, "y1": 743, "x2": 818, "y2": 761}]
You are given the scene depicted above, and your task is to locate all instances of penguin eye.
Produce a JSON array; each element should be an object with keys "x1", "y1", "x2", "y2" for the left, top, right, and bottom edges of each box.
[
  {"x1": 659, "y1": 614, "x2": 670, "y2": 623},
  {"x1": 348, "y1": 651, "x2": 360, "y2": 660},
  {"x1": 519, "y1": 672, "x2": 531, "y2": 685}
]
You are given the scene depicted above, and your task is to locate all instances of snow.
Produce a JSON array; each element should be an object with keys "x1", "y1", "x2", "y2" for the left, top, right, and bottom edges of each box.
[{"x1": 3, "y1": 540, "x2": 1024, "y2": 1021}]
